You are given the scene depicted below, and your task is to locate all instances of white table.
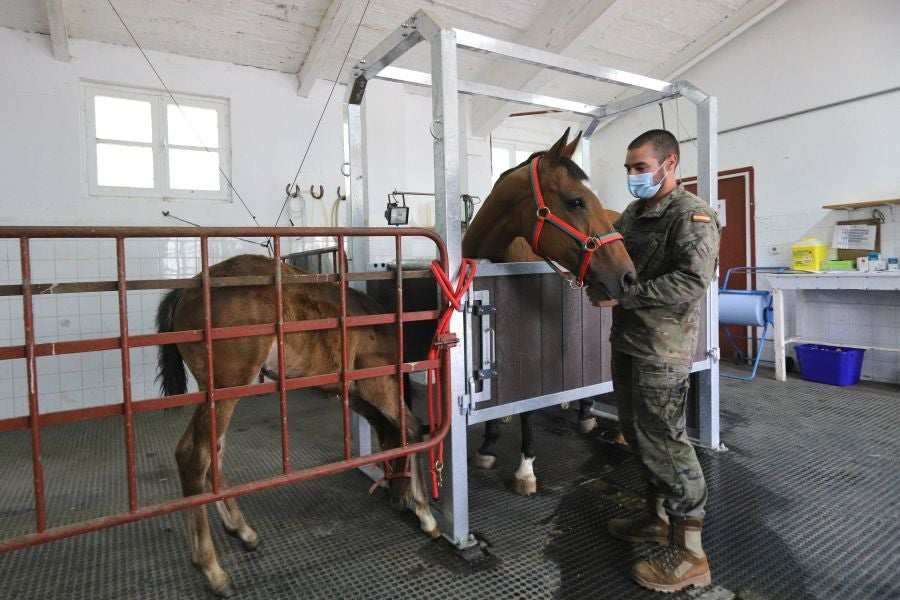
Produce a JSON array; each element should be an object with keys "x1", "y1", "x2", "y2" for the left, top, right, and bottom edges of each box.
[{"x1": 765, "y1": 272, "x2": 900, "y2": 382}]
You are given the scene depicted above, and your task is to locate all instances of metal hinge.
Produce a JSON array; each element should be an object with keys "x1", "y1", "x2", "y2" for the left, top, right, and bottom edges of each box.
[
  {"x1": 472, "y1": 304, "x2": 496, "y2": 316},
  {"x1": 472, "y1": 368, "x2": 497, "y2": 381}
]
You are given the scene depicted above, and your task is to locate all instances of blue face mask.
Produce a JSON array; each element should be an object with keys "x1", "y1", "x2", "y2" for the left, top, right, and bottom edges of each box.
[{"x1": 627, "y1": 162, "x2": 668, "y2": 199}]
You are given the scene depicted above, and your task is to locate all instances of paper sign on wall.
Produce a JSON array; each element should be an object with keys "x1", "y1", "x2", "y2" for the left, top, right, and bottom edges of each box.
[
  {"x1": 716, "y1": 199, "x2": 727, "y2": 228},
  {"x1": 832, "y1": 224, "x2": 877, "y2": 250}
]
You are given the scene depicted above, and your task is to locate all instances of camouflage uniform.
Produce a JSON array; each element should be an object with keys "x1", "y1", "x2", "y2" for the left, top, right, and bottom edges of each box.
[{"x1": 610, "y1": 188, "x2": 720, "y2": 519}]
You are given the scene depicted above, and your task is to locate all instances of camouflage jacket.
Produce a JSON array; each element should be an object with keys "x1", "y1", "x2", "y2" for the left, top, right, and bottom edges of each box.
[{"x1": 610, "y1": 188, "x2": 721, "y2": 366}]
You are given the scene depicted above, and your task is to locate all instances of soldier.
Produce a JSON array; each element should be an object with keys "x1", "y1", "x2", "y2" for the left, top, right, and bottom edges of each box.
[{"x1": 590, "y1": 129, "x2": 721, "y2": 592}]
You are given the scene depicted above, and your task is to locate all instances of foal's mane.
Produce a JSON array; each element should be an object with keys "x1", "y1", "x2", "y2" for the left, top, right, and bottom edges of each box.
[{"x1": 495, "y1": 151, "x2": 589, "y2": 185}]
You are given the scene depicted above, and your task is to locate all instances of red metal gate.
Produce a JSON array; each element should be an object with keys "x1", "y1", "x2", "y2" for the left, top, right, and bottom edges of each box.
[{"x1": 0, "y1": 226, "x2": 453, "y2": 552}]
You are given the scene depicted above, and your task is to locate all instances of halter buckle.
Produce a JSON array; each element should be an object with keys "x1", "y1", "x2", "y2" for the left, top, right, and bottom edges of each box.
[
  {"x1": 569, "y1": 278, "x2": 585, "y2": 290},
  {"x1": 536, "y1": 206, "x2": 551, "y2": 218},
  {"x1": 583, "y1": 237, "x2": 599, "y2": 251}
]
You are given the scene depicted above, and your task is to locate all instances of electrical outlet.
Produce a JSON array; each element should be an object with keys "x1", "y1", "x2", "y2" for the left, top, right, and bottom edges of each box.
[{"x1": 768, "y1": 245, "x2": 780, "y2": 255}]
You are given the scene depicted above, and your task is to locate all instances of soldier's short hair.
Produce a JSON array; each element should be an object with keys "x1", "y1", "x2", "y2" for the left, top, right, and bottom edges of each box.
[{"x1": 628, "y1": 129, "x2": 680, "y2": 164}]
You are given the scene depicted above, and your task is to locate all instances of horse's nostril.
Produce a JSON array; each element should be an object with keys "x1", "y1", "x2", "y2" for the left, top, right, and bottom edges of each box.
[{"x1": 622, "y1": 269, "x2": 637, "y2": 290}]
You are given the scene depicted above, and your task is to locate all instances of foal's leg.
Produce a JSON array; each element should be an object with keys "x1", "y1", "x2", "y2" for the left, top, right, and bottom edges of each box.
[
  {"x1": 175, "y1": 401, "x2": 237, "y2": 597},
  {"x1": 354, "y1": 370, "x2": 440, "y2": 539},
  {"x1": 475, "y1": 419, "x2": 502, "y2": 469},
  {"x1": 514, "y1": 411, "x2": 538, "y2": 496},
  {"x1": 212, "y1": 433, "x2": 260, "y2": 551}
]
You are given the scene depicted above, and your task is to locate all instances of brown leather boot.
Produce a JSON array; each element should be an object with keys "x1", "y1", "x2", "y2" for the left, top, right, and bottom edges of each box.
[
  {"x1": 608, "y1": 494, "x2": 670, "y2": 546},
  {"x1": 632, "y1": 517, "x2": 711, "y2": 593}
]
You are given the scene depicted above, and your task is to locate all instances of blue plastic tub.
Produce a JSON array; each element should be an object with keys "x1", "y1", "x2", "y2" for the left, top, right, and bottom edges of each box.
[{"x1": 794, "y1": 344, "x2": 865, "y2": 386}]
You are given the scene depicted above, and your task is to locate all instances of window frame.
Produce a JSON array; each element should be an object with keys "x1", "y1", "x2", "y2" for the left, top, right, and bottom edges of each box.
[
  {"x1": 82, "y1": 82, "x2": 232, "y2": 202},
  {"x1": 490, "y1": 140, "x2": 536, "y2": 186}
]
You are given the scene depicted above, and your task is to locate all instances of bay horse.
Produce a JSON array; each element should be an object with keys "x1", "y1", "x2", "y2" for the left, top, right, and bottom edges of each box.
[
  {"x1": 156, "y1": 254, "x2": 439, "y2": 597},
  {"x1": 462, "y1": 128, "x2": 635, "y2": 495}
]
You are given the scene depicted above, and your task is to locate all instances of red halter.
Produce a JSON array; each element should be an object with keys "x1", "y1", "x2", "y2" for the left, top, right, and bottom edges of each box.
[{"x1": 529, "y1": 156, "x2": 624, "y2": 289}]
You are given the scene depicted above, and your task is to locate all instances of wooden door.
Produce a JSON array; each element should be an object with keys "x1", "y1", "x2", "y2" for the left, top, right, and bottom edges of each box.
[{"x1": 682, "y1": 168, "x2": 755, "y2": 361}]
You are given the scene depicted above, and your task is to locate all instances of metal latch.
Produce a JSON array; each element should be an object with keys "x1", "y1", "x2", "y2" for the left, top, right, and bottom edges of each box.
[
  {"x1": 434, "y1": 332, "x2": 459, "y2": 350},
  {"x1": 707, "y1": 347, "x2": 721, "y2": 360},
  {"x1": 472, "y1": 304, "x2": 496, "y2": 316},
  {"x1": 473, "y1": 368, "x2": 497, "y2": 381}
]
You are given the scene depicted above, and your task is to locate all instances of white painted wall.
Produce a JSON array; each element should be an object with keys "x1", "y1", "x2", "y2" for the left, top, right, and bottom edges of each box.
[
  {"x1": 0, "y1": 27, "x2": 348, "y2": 229},
  {"x1": 587, "y1": 0, "x2": 900, "y2": 383},
  {"x1": 0, "y1": 26, "x2": 349, "y2": 419}
]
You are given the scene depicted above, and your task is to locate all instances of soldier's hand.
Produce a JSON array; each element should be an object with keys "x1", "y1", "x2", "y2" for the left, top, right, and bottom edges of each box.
[{"x1": 590, "y1": 298, "x2": 620, "y2": 308}]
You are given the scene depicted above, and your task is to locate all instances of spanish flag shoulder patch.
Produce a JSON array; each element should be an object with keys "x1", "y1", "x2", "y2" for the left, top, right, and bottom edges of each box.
[{"x1": 691, "y1": 213, "x2": 712, "y2": 223}]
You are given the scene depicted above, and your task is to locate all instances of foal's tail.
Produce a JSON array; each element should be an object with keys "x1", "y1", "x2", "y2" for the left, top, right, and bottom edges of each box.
[{"x1": 155, "y1": 289, "x2": 187, "y2": 396}]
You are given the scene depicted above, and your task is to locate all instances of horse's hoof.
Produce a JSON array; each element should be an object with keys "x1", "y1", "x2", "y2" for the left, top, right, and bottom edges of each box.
[
  {"x1": 613, "y1": 431, "x2": 628, "y2": 446},
  {"x1": 427, "y1": 527, "x2": 442, "y2": 540},
  {"x1": 514, "y1": 476, "x2": 537, "y2": 496},
  {"x1": 579, "y1": 417, "x2": 597, "y2": 434},
  {"x1": 474, "y1": 453, "x2": 496, "y2": 470},
  {"x1": 560, "y1": 401, "x2": 571, "y2": 411}
]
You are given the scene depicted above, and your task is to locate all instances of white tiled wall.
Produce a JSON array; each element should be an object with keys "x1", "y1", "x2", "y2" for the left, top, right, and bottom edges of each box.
[{"x1": 0, "y1": 237, "x2": 279, "y2": 420}]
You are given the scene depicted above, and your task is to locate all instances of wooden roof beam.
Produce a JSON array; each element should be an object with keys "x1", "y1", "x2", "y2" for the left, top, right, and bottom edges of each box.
[
  {"x1": 296, "y1": 0, "x2": 364, "y2": 97},
  {"x1": 44, "y1": 0, "x2": 70, "y2": 62}
]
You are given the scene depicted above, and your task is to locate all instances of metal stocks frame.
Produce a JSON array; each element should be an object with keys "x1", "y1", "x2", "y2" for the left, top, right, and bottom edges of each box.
[{"x1": 343, "y1": 10, "x2": 720, "y2": 550}]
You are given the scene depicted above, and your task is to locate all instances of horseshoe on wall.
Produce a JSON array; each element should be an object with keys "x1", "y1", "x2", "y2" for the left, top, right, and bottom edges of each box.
[
  {"x1": 310, "y1": 185, "x2": 325, "y2": 199},
  {"x1": 337, "y1": 186, "x2": 346, "y2": 201},
  {"x1": 285, "y1": 183, "x2": 301, "y2": 198}
]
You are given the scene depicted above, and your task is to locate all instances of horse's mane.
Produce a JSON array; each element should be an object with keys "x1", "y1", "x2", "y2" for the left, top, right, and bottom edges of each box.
[{"x1": 495, "y1": 151, "x2": 589, "y2": 184}]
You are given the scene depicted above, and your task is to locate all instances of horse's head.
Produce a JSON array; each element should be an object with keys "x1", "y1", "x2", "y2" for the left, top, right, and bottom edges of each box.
[{"x1": 463, "y1": 128, "x2": 636, "y2": 300}]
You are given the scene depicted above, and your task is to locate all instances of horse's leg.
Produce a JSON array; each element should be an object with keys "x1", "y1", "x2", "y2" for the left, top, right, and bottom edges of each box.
[
  {"x1": 514, "y1": 411, "x2": 538, "y2": 496},
  {"x1": 578, "y1": 397, "x2": 598, "y2": 434},
  {"x1": 475, "y1": 419, "x2": 502, "y2": 469},
  {"x1": 175, "y1": 402, "x2": 235, "y2": 597},
  {"x1": 213, "y1": 433, "x2": 260, "y2": 551}
]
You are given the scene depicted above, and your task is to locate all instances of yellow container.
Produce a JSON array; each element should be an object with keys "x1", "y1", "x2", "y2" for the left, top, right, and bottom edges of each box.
[{"x1": 792, "y1": 238, "x2": 828, "y2": 271}]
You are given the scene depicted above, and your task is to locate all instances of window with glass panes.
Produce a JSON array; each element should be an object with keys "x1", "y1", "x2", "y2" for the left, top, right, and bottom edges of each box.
[
  {"x1": 83, "y1": 83, "x2": 230, "y2": 200},
  {"x1": 491, "y1": 141, "x2": 534, "y2": 186}
]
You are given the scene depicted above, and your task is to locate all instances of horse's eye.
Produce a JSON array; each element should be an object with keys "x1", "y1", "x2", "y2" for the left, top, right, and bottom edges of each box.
[{"x1": 564, "y1": 197, "x2": 585, "y2": 210}]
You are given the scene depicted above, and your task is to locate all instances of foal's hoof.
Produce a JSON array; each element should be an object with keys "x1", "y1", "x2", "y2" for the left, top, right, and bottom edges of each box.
[
  {"x1": 579, "y1": 417, "x2": 598, "y2": 434},
  {"x1": 241, "y1": 534, "x2": 260, "y2": 552},
  {"x1": 223, "y1": 525, "x2": 260, "y2": 552},
  {"x1": 426, "y1": 526, "x2": 442, "y2": 540},
  {"x1": 211, "y1": 582, "x2": 235, "y2": 598},
  {"x1": 210, "y1": 575, "x2": 235, "y2": 598},
  {"x1": 613, "y1": 431, "x2": 628, "y2": 446},
  {"x1": 514, "y1": 475, "x2": 537, "y2": 496},
  {"x1": 474, "y1": 453, "x2": 496, "y2": 470}
]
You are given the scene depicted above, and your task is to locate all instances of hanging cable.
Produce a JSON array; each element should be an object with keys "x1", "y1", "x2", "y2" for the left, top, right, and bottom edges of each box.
[
  {"x1": 161, "y1": 212, "x2": 269, "y2": 248},
  {"x1": 273, "y1": 0, "x2": 373, "y2": 229}
]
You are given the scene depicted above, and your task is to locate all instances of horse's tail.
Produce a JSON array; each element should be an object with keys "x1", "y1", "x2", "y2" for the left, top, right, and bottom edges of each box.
[{"x1": 155, "y1": 289, "x2": 187, "y2": 396}]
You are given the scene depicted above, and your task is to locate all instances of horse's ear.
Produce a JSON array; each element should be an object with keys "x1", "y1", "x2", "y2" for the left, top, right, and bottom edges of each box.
[
  {"x1": 544, "y1": 127, "x2": 571, "y2": 164},
  {"x1": 563, "y1": 130, "x2": 582, "y2": 158}
]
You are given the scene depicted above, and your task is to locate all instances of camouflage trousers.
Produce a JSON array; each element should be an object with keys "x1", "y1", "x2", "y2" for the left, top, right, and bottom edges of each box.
[{"x1": 611, "y1": 351, "x2": 708, "y2": 519}]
